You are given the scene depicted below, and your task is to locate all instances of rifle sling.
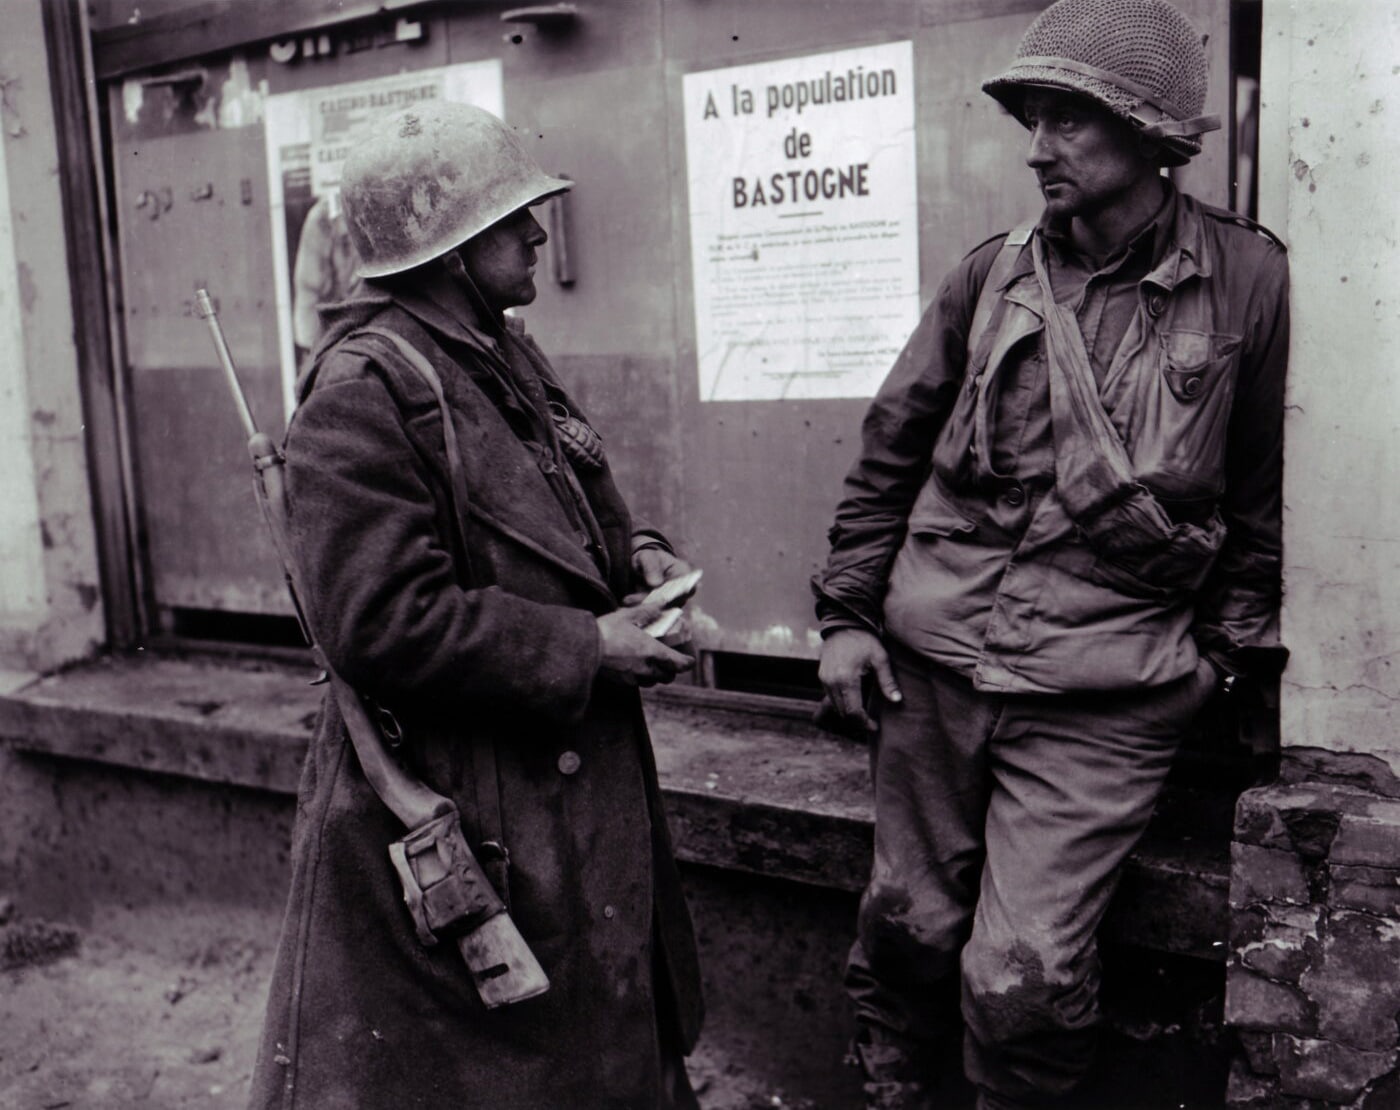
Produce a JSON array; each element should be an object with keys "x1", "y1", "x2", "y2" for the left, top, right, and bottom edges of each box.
[{"x1": 345, "y1": 326, "x2": 507, "y2": 875}]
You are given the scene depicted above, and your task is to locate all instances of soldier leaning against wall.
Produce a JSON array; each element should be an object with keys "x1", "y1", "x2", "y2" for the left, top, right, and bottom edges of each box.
[{"x1": 813, "y1": 1, "x2": 1289, "y2": 1107}]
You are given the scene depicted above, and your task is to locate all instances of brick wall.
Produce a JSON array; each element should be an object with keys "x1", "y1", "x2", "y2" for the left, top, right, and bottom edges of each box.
[{"x1": 1226, "y1": 778, "x2": 1400, "y2": 1107}]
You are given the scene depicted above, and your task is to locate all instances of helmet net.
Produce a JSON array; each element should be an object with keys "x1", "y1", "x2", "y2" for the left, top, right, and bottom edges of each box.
[{"x1": 983, "y1": 0, "x2": 1212, "y2": 164}]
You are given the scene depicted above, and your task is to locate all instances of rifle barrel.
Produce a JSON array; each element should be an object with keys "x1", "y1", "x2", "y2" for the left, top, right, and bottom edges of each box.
[{"x1": 195, "y1": 288, "x2": 258, "y2": 441}]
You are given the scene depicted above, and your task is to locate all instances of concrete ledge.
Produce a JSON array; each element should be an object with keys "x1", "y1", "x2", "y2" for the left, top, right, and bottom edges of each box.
[
  {"x1": 0, "y1": 652, "x2": 1231, "y2": 959},
  {"x1": 0, "y1": 654, "x2": 315, "y2": 794}
]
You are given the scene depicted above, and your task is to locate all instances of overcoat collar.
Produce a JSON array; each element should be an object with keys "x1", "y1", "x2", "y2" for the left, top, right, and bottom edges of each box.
[{"x1": 313, "y1": 277, "x2": 619, "y2": 607}]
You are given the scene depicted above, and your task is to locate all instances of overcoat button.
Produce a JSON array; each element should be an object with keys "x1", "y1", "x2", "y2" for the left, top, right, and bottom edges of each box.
[
  {"x1": 1004, "y1": 485, "x2": 1025, "y2": 507},
  {"x1": 1147, "y1": 293, "x2": 1167, "y2": 317},
  {"x1": 603, "y1": 905, "x2": 616, "y2": 920},
  {"x1": 557, "y1": 751, "x2": 581, "y2": 775},
  {"x1": 1182, "y1": 376, "x2": 1203, "y2": 398}
]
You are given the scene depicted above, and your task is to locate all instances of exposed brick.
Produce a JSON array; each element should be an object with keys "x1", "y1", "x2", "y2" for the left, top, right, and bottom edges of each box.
[
  {"x1": 1358, "y1": 1067, "x2": 1400, "y2": 1109},
  {"x1": 1231, "y1": 842, "x2": 1311, "y2": 908},
  {"x1": 1238, "y1": 1031, "x2": 1279, "y2": 1076},
  {"x1": 1280, "y1": 809, "x2": 1342, "y2": 863},
  {"x1": 1229, "y1": 781, "x2": 1400, "y2": 1107},
  {"x1": 1235, "y1": 788, "x2": 1298, "y2": 850},
  {"x1": 1239, "y1": 938, "x2": 1313, "y2": 983},
  {"x1": 1231, "y1": 904, "x2": 1268, "y2": 949},
  {"x1": 1331, "y1": 863, "x2": 1400, "y2": 917},
  {"x1": 1301, "y1": 912, "x2": 1400, "y2": 1052},
  {"x1": 1281, "y1": 749, "x2": 1400, "y2": 802},
  {"x1": 1270, "y1": 904, "x2": 1327, "y2": 933},
  {"x1": 1235, "y1": 903, "x2": 1324, "y2": 983},
  {"x1": 1332, "y1": 803, "x2": 1400, "y2": 868},
  {"x1": 1225, "y1": 968, "x2": 1314, "y2": 1036},
  {"x1": 1272, "y1": 1035, "x2": 1398, "y2": 1104},
  {"x1": 1226, "y1": 1058, "x2": 1279, "y2": 1108}
]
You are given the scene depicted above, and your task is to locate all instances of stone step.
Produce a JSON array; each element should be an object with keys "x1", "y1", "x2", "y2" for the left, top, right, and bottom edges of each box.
[{"x1": 0, "y1": 651, "x2": 1234, "y2": 961}]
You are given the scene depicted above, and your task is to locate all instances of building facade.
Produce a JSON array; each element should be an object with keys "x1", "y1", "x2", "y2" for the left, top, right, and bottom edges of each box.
[{"x1": 1, "y1": 1, "x2": 1398, "y2": 1105}]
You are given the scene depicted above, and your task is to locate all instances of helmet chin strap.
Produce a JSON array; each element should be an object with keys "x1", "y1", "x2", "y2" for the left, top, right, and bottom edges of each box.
[
  {"x1": 1131, "y1": 111, "x2": 1221, "y2": 139},
  {"x1": 442, "y1": 250, "x2": 505, "y2": 335}
]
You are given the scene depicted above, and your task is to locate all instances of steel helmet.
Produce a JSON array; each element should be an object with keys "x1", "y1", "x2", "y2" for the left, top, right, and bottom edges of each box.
[
  {"x1": 983, "y1": 0, "x2": 1220, "y2": 166},
  {"x1": 340, "y1": 100, "x2": 572, "y2": 279}
]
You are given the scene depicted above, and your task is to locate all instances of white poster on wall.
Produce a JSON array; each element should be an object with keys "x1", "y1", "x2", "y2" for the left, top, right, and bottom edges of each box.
[
  {"x1": 264, "y1": 61, "x2": 504, "y2": 416},
  {"x1": 682, "y1": 41, "x2": 919, "y2": 402}
]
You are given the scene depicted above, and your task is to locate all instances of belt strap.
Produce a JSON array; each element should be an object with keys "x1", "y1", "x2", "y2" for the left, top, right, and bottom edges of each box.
[{"x1": 966, "y1": 228, "x2": 1034, "y2": 477}]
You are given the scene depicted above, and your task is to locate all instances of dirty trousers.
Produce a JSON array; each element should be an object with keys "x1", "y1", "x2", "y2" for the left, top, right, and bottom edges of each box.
[{"x1": 846, "y1": 647, "x2": 1210, "y2": 1106}]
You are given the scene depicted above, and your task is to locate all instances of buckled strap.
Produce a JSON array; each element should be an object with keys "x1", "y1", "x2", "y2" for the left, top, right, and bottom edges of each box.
[
  {"x1": 389, "y1": 810, "x2": 506, "y2": 947},
  {"x1": 966, "y1": 228, "x2": 1035, "y2": 476},
  {"x1": 1133, "y1": 112, "x2": 1221, "y2": 139}
]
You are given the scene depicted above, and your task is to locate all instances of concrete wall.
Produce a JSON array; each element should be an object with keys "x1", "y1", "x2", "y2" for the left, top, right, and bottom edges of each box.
[
  {"x1": 1262, "y1": 0, "x2": 1400, "y2": 773},
  {"x1": 0, "y1": 0, "x2": 104, "y2": 679}
]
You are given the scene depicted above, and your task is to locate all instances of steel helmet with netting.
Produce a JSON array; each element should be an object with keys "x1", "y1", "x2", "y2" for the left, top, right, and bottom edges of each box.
[
  {"x1": 339, "y1": 100, "x2": 572, "y2": 279},
  {"x1": 982, "y1": 0, "x2": 1220, "y2": 166}
]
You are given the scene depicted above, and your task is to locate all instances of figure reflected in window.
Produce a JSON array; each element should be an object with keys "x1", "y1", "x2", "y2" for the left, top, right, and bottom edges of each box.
[{"x1": 291, "y1": 191, "x2": 366, "y2": 359}]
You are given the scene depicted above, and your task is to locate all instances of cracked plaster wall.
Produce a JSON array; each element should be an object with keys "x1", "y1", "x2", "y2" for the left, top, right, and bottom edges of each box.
[
  {"x1": 1261, "y1": 1, "x2": 1400, "y2": 770},
  {"x1": 1228, "y1": 17, "x2": 1400, "y2": 1104},
  {"x1": 0, "y1": 0, "x2": 103, "y2": 676}
]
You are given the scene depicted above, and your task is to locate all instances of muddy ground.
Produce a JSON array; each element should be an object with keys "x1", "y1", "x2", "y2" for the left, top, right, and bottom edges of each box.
[
  {"x1": 0, "y1": 900, "x2": 802, "y2": 1110},
  {"x1": 0, "y1": 895, "x2": 1231, "y2": 1109}
]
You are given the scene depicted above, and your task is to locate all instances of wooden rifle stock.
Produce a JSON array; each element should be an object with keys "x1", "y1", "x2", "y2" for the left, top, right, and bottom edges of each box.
[{"x1": 194, "y1": 289, "x2": 548, "y2": 1007}]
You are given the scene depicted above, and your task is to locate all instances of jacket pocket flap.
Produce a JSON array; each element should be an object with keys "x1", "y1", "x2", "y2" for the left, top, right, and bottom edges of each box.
[
  {"x1": 1159, "y1": 330, "x2": 1241, "y2": 403},
  {"x1": 906, "y1": 476, "x2": 978, "y2": 537}
]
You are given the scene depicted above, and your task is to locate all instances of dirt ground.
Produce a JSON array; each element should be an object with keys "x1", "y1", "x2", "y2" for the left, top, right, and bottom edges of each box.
[{"x1": 0, "y1": 900, "x2": 802, "y2": 1110}]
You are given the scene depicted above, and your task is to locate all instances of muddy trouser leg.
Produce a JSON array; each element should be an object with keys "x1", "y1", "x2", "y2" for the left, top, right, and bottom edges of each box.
[
  {"x1": 961, "y1": 671, "x2": 1210, "y2": 1109},
  {"x1": 846, "y1": 648, "x2": 1000, "y2": 1108}
]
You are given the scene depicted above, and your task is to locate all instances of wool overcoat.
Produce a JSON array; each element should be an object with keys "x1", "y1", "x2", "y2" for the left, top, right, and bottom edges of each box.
[{"x1": 249, "y1": 278, "x2": 703, "y2": 1110}]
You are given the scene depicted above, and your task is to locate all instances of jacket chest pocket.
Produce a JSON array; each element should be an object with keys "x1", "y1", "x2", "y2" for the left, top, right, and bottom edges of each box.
[
  {"x1": 1128, "y1": 328, "x2": 1241, "y2": 501},
  {"x1": 1161, "y1": 329, "x2": 1239, "y2": 402}
]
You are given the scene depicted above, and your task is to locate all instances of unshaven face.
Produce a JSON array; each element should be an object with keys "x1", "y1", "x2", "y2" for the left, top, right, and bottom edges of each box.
[
  {"x1": 1021, "y1": 88, "x2": 1159, "y2": 221},
  {"x1": 458, "y1": 207, "x2": 548, "y2": 314}
]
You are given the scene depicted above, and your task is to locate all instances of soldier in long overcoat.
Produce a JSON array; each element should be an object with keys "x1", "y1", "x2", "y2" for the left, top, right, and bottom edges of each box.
[{"x1": 249, "y1": 101, "x2": 704, "y2": 1110}]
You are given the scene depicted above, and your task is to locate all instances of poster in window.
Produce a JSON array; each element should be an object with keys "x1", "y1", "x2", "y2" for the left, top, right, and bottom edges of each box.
[{"x1": 264, "y1": 62, "x2": 504, "y2": 414}]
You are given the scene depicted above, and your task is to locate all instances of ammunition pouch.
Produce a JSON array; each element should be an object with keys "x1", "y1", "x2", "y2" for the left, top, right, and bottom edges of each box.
[{"x1": 388, "y1": 808, "x2": 506, "y2": 948}]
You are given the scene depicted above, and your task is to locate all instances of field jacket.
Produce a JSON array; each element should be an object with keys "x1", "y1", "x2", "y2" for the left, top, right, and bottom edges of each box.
[{"x1": 815, "y1": 187, "x2": 1289, "y2": 693}]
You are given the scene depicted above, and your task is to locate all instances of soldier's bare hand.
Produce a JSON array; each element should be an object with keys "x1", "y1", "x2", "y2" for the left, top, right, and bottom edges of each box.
[
  {"x1": 630, "y1": 546, "x2": 695, "y2": 596},
  {"x1": 817, "y1": 628, "x2": 902, "y2": 732},
  {"x1": 597, "y1": 603, "x2": 695, "y2": 687}
]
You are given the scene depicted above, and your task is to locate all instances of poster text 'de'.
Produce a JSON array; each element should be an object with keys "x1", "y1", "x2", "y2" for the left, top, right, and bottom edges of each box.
[{"x1": 683, "y1": 42, "x2": 918, "y2": 402}]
